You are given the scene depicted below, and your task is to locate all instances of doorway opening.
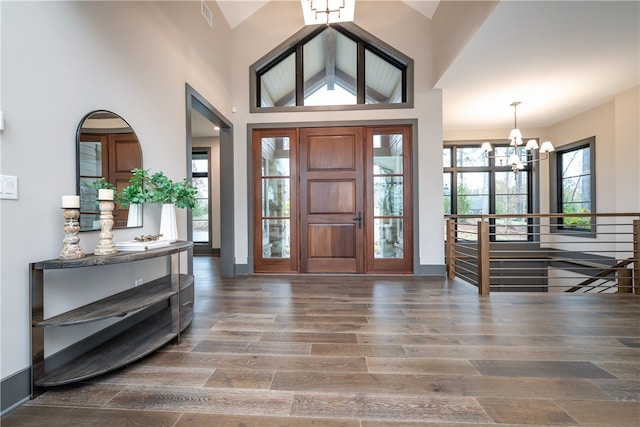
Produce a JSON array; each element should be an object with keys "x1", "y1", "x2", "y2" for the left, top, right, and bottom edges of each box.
[{"x1": 185, "y1": 84, "x2": 234, "y2": 277}]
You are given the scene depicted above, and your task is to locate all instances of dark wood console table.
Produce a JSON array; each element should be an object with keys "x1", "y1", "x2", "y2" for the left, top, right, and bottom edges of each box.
[{"x1": 29, "y1": 241, "x2": 194, "y2": 396}]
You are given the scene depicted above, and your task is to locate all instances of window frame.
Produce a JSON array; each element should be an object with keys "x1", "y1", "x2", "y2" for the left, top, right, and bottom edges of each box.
[
  {"x1": 191, "y1": 149, "x2": 212, "y2": 247},
  {"x1": 250, "y1": 22, "x2": 414, "y2": 113},
  {"x1": 444, "y1": 140, "x2": 538, "y2": 242},
  {"x1": 550, "y1": 136, "x2": 596, "y2": 237}
]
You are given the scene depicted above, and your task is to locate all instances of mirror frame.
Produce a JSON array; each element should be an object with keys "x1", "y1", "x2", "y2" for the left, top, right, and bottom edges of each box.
[{"x1": 76, "y1": 110, "x2": 143, "y2": 232}]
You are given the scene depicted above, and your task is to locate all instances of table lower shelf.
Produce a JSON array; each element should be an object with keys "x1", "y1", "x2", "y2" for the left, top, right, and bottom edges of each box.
[{"x1": 35, "y1": 306, "x2": 193, "y2": 387}]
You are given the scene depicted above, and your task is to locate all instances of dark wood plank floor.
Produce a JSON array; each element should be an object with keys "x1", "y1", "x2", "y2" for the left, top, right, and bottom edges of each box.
[{"x1": 4, "y1": 257, "x2": 639, "y2": 426}]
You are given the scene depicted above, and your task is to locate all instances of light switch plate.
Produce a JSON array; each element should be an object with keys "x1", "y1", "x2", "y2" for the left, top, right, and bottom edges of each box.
[{"x1": 0, "y1": 175, "x2": 18, "y2": 199}]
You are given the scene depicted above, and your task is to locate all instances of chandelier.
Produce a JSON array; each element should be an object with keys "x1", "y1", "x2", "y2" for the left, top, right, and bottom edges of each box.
[
  {"x1": 480, "y1": 102, "x2": 554, "y2": 173},
  {"x1": 301, "y1": 0, "x2": 355, "y2": 25}
]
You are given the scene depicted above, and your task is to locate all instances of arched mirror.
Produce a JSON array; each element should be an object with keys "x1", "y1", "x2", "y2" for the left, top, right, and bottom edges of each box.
[{"x1": 76, "y1": 110, "x2": 143, "y2": 231}]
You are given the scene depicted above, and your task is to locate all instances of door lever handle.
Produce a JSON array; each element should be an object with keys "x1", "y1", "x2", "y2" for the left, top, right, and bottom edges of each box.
[{"x1": 353, "y1": 211, "x2": 363, "y2": 229}]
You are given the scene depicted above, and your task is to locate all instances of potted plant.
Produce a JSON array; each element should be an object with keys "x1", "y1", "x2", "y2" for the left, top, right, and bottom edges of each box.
[
  {"x1": 118, "y1": 168, "x2": 153, "y2": 227},
  {"x1": 119, "y1": 168, "x2": 152, "y2": 207},
  {"x1": 120, "y1": 168, "x2": 198, "y2": 242},
  {"x1": 148, "y1": 171, "x2": 198, "y2": 209}
]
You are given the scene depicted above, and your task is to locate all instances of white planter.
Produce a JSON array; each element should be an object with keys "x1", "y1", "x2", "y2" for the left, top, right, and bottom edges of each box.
[
  {"x1": 127, "y1": 203, "x2": 142, "y2": 227},
  {"x1": 159, "y1": 203, "x2": 178, "y2": 242}
]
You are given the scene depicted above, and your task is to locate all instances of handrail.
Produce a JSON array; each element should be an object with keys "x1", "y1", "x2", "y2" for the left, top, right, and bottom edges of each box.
[
  {"x1": 566, "y1": 257, "x2": 635, "y2": 292},
  {"x1": 448, "y1": 212, "x2": 640, "y2": 219},
  {"x1": 445, "y1": 214, "x2": 639, "y2": 295}
]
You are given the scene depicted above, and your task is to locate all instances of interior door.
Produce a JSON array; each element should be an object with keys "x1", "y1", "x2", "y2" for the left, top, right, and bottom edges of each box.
[
  {"x1": 109, "y1": 133, "x2": 142, "y2": 228},
  {"x1": 300, "y1": 127, "x2": 364, "y2": 273}
]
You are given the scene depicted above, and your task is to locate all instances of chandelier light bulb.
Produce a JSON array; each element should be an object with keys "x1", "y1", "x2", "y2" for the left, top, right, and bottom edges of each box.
[
  {"x1": 525, "y1": 139, "x2": 539, "y2": 151},
  {"x1": 481, "y1": 142, "x2": 493, "y2": 153},
  {"x1": 540, "y1": 141, "x2": 555, "y2": 153}
]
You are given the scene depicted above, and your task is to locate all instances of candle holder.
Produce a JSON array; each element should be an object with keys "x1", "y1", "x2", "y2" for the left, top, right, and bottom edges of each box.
[
  {"x1": 94, "y1": 199, "x2": 117, "y2": 255},
  {"x1": 59, "y1": 208, "x2": 85, "y2": 260}
]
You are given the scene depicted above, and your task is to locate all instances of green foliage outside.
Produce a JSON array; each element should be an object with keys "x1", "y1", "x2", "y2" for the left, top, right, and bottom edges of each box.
[
  {"x1": 562, "y1": 178, "x2": 591, "y2": 229},
  {"x1": 456, "y1": 183, "x2": 471, "y2": 215},
  {"x1": 192, "y1": 199, "x2": 207, "y2": 219},
  {"x1": 562, "y1": 204, "x2": 592, "y2": 229}
]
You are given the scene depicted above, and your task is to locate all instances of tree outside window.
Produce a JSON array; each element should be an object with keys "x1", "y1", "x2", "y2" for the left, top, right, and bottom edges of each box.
[
  {"x1": 556, "y1": 137, "x2": 595, "y2": 232},
  {"x1": 443, "y1": 143, "x2": 536, "y2": 242}
]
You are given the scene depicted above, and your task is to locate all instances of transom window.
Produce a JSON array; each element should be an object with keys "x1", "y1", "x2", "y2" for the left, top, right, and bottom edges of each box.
[
  {"x1": 250, "y1": 23, "x2": 413, "y2": 112},
  {"x1": 444, "y1": 142, "x2": 536, "y2": 241}
]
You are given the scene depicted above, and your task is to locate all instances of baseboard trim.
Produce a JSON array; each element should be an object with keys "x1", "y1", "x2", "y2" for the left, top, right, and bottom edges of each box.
[
  {"x1": 193, "y1": 245, "x2": 219, "y2": 256},
  {"x1": 234, "y1": 263, "x2": 251, "y2": 275},
  {"x1": 1, "y1": 368, "x2": 31, "y2": 416},
  {"x1": 414, "y1": 264, "x2": 446, "y2": 276}
]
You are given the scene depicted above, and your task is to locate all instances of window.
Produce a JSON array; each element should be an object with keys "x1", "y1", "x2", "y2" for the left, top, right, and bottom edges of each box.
[
  {"x1": 553, "y1": 136, "x2": 596, "y2": 233},
  {"x1": 444, "y1": 142, "x2": 536, "y2": 241},
  {"x1": 251, "y1": 23, "x2": 413, "y2": 112},
  {"x1": 191, "y1": 150, "x2": 211, "y2": 244}
]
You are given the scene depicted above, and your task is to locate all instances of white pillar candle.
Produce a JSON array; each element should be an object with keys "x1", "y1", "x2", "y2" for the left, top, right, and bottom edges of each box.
[
  {"x1": 61, "y1": 195, "x2": 80, "y2": 208},
  {"x1": 98, "y1": 189, "x2": 114, "y2": 200}
]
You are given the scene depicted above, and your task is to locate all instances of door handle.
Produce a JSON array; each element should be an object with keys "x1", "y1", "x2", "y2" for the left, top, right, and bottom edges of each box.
[{"x1": 353, "y1": 211, "x2": 363, "y2": 229}]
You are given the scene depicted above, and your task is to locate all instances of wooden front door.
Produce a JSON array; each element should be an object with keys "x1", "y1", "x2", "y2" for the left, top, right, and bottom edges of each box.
[
  {"x1": 300, "y1": 127, "x2": 364, "y2": 273},
  {"x1": 253, "y1": 125, "x2": 413, "y2": 274}
]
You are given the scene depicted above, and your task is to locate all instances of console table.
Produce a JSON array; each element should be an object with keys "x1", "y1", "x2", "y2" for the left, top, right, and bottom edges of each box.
[{"x1": 30, "y1": 241, "x2": 194, "y2": 396}]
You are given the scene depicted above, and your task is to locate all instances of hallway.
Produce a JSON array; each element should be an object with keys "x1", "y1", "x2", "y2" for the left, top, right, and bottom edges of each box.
[{"x1": 3, "y1": 257, "x2": 639, "y2": 426}]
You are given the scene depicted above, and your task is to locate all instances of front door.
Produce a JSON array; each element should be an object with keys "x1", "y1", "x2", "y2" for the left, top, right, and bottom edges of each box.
[
  {"x1": 252, "y1": 125, "x2": 413, "y2": 274},
  {"x1": 300, "y1": 127, "x2": 364, "y2": 273}
]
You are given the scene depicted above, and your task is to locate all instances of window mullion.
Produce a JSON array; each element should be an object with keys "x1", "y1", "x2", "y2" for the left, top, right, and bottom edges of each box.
[
  {"x1": 489, "y1": 169, "x2": 496, "y2": 242},
  {"x1": 356, "y1": 41, "x2": 365, "y2": 104},
  {"x1": 295, "y1": 44, "x2": 304, "y2": 106}
]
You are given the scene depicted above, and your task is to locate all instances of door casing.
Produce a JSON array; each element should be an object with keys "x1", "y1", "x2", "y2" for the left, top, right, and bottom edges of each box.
[{"x1": 252, "y1": 123, "x2": 413, "y2": 274}]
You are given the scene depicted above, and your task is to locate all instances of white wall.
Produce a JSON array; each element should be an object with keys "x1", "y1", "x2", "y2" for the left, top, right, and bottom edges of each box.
[
  {"x1": 545, "y1": 86, "x2": 639, "y2": 213},
  {"x1": 229, "y1": 0, "x2": 445, "y2": 268},
  {"x1": 613, "y1": 86, "x2": 640, "y2": 213},
  {"x1": 542, "y1": 86, "x2": 639, "y2": 255},
  {"x1": 1, "y1": 0, "x2": 232, "y2": 380}
]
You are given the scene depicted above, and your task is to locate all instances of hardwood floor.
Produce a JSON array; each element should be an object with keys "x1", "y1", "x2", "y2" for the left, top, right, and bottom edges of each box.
[{"x1": 3, "y1": 256, "x2": 639, "y2": 426}]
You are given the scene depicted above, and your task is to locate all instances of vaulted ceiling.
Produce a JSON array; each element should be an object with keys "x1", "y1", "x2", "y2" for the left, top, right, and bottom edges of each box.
[{"x1": 212, "y1": 1, "x2": 639, "y2": 132}]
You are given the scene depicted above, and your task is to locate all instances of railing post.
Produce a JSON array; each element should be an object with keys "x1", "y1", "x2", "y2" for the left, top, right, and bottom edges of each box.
[
  {"x1": 618, "y1": 268, "x2": 633, "y2": 293},
  {"x1": 634, "y1": 219, "x2": 639, "y2": 295},
  {"x1": 477, "y1": 220, "x2": 490, "y2": 296},
  {"x1": 447, "y1": 218, "x2": 455, "y2": 279}
]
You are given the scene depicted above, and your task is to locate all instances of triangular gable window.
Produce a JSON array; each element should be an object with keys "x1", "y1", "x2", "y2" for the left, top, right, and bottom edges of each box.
[{"x1": 250, "y1": 23, "x2": 413, "y2": 112}]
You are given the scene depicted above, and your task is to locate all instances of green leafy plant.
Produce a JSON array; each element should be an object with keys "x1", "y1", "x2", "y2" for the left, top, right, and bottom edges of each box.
[
  {"x1": 562, "y1": 206, "x2": 592, "y2": 230},
  {"x1": 119, "y1": 168, "x2": 152, "y2": 207},
  {"x1": 120, "y1": 168, "x2": 197, "y2": 209}
]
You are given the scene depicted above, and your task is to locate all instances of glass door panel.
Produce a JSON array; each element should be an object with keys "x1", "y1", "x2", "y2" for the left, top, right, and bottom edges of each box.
[
  {"x1": 261, "y1": 138, "x2": 290, "y2": 259},
  {"x1": 366, "y1": 127, "x2": 412, "y2": 272},
  {"x1": 253, "y1": 130, "x2": 298, "y2": 273}
]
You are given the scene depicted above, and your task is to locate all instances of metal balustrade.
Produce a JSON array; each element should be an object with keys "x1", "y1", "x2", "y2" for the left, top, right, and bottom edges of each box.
[{"x1": 446, "y1": 213, "x2": 640, "y2": 295}]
